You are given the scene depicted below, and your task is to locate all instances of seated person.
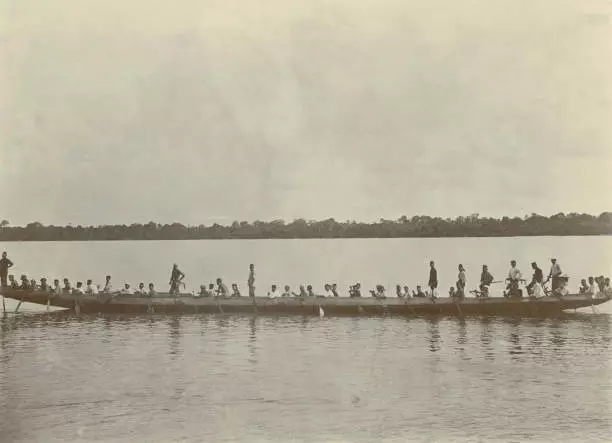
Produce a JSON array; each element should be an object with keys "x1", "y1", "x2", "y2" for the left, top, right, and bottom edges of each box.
[
  {"x1": 588, "y1": 276, "x2": 598, "y2": 295},
  {"x1": 412, "y1": 285, "x2": 427, "y2": 297},
  {"x1": 8, "y1": 275, "x2": 19, "y2": 289},
  {"x1": 63, "y1": 278, "x2": 72, "y2": 293},
  {"x1": 596, "y1": 276, "x2": 606, "y2": 293},
  {"x1": 20, "y1": 275, "x2": 30, "y2": 290},
  {"x1": 52, "y1": 279, "x2": 62, "y2": 294},
  {"x1": 148, "y1": 283, "x2": 156, "y2": 296},
  {"x1": 268, "y1": 284, "x2": 280, "y2": 298},
  {"x1": 396, "y1": 285, "x2": 404, "y2": 298},
  {"x1": 296, "y1": 285, "x2": 308, "y2": 297},
  {"x1": 331, "y1": 284, "x2": 340, "y2": 297},
  {"x1": 603, "y1": 277, "x2": 611, "y2": 293},
  {"x1": 448, "y1": 287, "x2": 456, "y2": 298},
  {"x1": 370, "y1": 285, "x2": 386, "y2": 298},
  {"x1": 40, "y1": 278, "x2": 49, "y2": 292},
  {"x1": 553, "y1": 277, "x2": 569, "y2": 297},
  {"x1": 579, "y1": 279, "x2": 589, "y2": 294},
  {"x1": 324, "y1": 284, "x2": 334, "y2": 297},
  {"x1": 120, "y1": 283, "x2": 135, "y2": 295},
  {"x1": 216, "y1": 278, "x2": 229, "y2": 297},
  {"x1": 531, "y1": 282, "x2": 546, "y2": 298},
  {"x1": 349, "y1": 283, "x2": 362, "y2": 298},
  {"x1": 403, "y1": 285, "x2": 411, "y2": 298},
  {"x1": 135, "y1": 282, "x2": 147, "y2": 296},
  {"x1": 86, "y1": 279, "x2": 99, "y2": 295},
  {"x1": 73, "y1": 282, "x2": 85, "y2": 294},
  {"x1": 231, "y1": 283, "x2": 242, "y2": 297},
  {"x1": 30, "y1": 279, "x2": 38, "y2": 290},
  {"x1": 306, "y1": 285, "x2": 316, "y2": 297}
]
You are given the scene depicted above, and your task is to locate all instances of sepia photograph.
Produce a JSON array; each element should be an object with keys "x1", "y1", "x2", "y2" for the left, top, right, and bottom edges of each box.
[{"x1": 1, "y1": 1, "x2": 611, "y2": 442}]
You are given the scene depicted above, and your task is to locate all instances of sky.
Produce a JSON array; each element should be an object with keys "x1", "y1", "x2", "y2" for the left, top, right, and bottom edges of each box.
[{"x1": 0, "y1": 0, "x2": 610, "y2": 226}]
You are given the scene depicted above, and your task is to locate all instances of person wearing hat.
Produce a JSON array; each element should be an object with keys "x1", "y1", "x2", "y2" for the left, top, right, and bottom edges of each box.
[
  {"x1": 526, "y1": 262, "x2": 543, "y2": 295},
  {"x1": 546, "y1": 258, "x2": 563, "y2": 291}
]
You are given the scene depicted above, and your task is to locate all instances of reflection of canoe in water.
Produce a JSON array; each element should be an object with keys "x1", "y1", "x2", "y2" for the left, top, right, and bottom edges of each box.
[{"x1": 1, "y1": 288, "x2": 611, "y2": 317}]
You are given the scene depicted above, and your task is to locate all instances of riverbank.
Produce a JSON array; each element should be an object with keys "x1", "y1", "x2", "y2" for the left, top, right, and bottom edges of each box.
[{"x1": 1, "y1": 213, "x2": 610, "y2": 241}]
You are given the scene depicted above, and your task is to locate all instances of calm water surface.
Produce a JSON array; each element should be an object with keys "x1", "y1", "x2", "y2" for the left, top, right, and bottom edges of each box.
[{"x1": 0, "y1": 238, "x2": 611, "y2": 442}]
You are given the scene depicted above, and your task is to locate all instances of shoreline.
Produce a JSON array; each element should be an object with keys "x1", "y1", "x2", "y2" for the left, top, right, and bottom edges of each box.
[{"x1": 1, "y1": 233, "x2": 611, "y2": 242}]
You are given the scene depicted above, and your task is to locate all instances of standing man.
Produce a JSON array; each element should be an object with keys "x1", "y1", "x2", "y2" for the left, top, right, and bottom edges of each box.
[
  {"x1": 248, "y1": 264, "x2": 255, "y2": 297},
  {"x1": 505, "y1": 260, "x2": 523, "y2": 297},
  {"x1": 169, "y1": 263, "x2": 185, "y2": 294},
  {"x1": 428, "y1": 261, "x2": 438, "y2": 297},
  {"x1": 457, "y1": 264, "x2": 467, "y2": 298},
  {"x1": 0, "y1": 252, "x2": 13, "y2": 287},
  {"x1": 546, "y1": 258, "x2": 562, "y2": 291},
  {"x1": 479, "y1": 265, "x2": 494, "y2": 296}
]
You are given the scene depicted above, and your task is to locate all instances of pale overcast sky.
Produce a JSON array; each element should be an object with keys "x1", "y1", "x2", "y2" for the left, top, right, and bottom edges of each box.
[{"x1": 0, "y1": 0, "x2": 610, "y2": 226}]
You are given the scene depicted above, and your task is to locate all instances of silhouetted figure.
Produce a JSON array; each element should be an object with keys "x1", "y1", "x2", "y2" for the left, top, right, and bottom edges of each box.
[
  {"x1": 0, "y1": 252, "x2": 14, "y2": 287},
  {"x1": 479, "y1": 265, "x2": 494, "y2": 296},
  {"x1": 169, "y1": 264, "x2": 185, "y2": 294},
  {"x1": 248, "y1": 264, "x2": 255, "y2": 297},
  {"x1": 428, "y1": 261, "x2": 438, "y2": 296},
  {"x1": 102, "y1": 275, "x2": 113, "y2": 293},
  {"x1": 456, "y1": 264, "x2": 466, "y2": 298}
]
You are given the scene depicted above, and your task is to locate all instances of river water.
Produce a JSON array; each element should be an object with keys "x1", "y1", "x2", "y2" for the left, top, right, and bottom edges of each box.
[{"x1": 0, "y1": 238, "x2": 611, "y2": 442}]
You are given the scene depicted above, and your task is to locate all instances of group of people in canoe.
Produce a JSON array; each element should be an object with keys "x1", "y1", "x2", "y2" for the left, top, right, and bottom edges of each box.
[{"x1": 1, "y1": 251, "x2": 611, "y2": 300}]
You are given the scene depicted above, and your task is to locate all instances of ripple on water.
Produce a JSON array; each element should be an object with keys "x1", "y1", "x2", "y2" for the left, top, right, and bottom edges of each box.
[{"x1": 0, "y1": 313, "x2": 610, "y2": 442}]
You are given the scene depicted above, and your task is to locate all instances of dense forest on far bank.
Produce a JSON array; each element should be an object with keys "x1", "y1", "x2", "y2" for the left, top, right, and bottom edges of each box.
[{"x1": 0, "y1": 213, "x2": 610, "y2": 241}]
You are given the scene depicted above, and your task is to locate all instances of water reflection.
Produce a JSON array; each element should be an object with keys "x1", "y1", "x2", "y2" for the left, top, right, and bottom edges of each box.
[
  {"x1": 479, "y1": 317, "x2": 495, "y2": 360},
  {"x1": 168, "y1": 316, "x2": 181, "y2": 358},
  {"x1": 248, "y1": 316, "x2": 258, "y2": 365},
  {"x1": 501, "y1": 317, "x2": 523, "y2": 357},
  {"x1": 548, "y1": 319, "x2": 567, "y2": 353},
  {"x1": 426, "y1": 317, "x2": 441, "y2": 352}
]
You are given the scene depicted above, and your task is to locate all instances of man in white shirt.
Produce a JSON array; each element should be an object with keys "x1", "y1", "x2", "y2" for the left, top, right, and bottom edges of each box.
[
  {"x1": 506, "y1": 260, "x2": 522, "y2": 297},
  {"x1": 268, "y1": 284, "x2": 280, "y2": 298},
  {"x1": 588, "y1": 276, "x2": 598, "y2": 296},
  {"x1": 324, "y1": 284, "x2": 334, "y2": 297},
  {"x1": 120, "y1": 283, "x2": 135, "y2": 295},
  {"x1": 546, "y1": 258, "x2": 563, "y2": 291},
  {"x1": 102, "y1": 275, "x2": 113, "y2": 293},
  {"x1": 73, "y1": 282, "x2": 85, "y2": 295},
  {"x1": 136, "y1": 282, "x2": 148, "y2": 296},
  {"x1": 86, "y1": 279, "x2": 99, "y2": 295}
]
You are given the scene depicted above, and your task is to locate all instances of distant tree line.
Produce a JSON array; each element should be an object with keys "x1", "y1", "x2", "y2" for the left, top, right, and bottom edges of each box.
[{"x1": 0, "y1": 213, "x2": 610, "y2": 241}]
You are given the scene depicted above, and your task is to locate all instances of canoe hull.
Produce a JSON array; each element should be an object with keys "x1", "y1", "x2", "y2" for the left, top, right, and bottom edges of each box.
[{"x1": 1, "y1": 289, "x2": 610, "y2": 317}]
